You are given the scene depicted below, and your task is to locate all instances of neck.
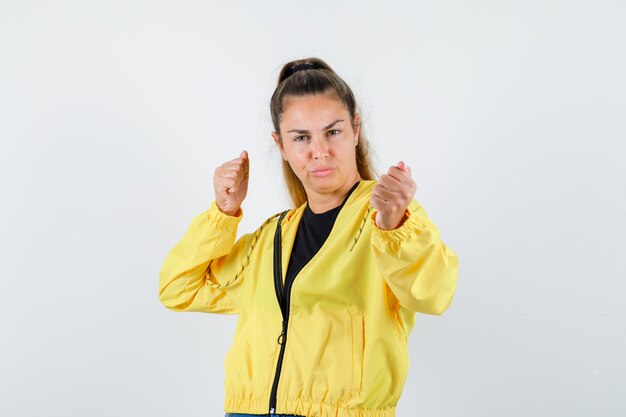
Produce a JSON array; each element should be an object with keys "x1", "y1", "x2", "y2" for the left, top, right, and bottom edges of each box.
[{"x1": 306, "y1": 173, "x2": 362, "y2": 214}]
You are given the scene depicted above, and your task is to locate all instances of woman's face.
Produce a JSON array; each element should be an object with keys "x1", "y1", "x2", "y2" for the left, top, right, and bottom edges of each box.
[{"x1": 272, "y1": 92, "x2": 361, "y2": 199}]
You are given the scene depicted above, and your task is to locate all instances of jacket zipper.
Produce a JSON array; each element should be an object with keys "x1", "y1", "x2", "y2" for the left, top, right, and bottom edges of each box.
[
  {"x1": 268, "y1": 184, "x2": 359, "y2": 414},
  {"x1": 269, "y1": 211, "x2": 289, "y2": 415}
]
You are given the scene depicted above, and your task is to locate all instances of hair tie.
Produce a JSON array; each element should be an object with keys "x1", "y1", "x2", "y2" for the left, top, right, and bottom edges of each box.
[{"x1": 282, "y1": 62, "x2": 322, "y2": 81}]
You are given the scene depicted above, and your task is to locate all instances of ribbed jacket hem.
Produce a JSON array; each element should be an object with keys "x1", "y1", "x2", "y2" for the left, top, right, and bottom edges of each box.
[{"x1": 224, "y1": 397, "x2": 396, "y2": 417}]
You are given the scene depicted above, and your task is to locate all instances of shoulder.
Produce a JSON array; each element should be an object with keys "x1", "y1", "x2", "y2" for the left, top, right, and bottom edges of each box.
[
  {"x1": 255, "y1": 209, "x2": 289, "y2": 233},
  {"x1": 347, "y1": 180, "x2": 377, "y2": 205},
  {"x1": 357, "y1": 179, "x2": 377, "y2": 194},
  {"x1": 250, "y1": 205, "x2": 300, "y2": 237}
]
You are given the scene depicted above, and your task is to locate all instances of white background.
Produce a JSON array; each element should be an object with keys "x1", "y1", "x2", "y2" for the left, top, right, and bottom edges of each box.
[{"x1": 1, "y1": 1, "x2": 625, "y2": 416}]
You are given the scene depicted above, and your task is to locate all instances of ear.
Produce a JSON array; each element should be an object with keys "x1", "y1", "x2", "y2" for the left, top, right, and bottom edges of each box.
[
  {"x1": 272, "y1": 131, "x2": 288, "y2": 160},
  {"x1": 352, "y1": 113, "x2": 361, "y2": 145}
]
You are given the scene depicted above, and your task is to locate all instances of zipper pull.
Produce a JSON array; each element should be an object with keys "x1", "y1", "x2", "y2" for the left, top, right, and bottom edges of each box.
[
  {"x1": 270, "y1": 407, "x2": 276, "y2": 415},
  {"x1": 277, "y1": 320, "x2": 287, "y2": 345}
]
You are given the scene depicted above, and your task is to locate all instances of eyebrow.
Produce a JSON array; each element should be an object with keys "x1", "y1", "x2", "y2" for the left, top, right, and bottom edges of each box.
[{"x1": 286, "y1": 119, "x2": 344, "y2": 134}]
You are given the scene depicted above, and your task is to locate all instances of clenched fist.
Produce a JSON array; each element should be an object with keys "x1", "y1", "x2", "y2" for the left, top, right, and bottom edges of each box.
[
  {"x1": 370, "y1": 161, "x2": 416, "y2": 229},
  {"x1": 214, "y1": 150, "x2": 249, "y2": 216}
]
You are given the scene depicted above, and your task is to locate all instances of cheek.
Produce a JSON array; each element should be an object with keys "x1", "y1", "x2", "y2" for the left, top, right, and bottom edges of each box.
[
  {"x1": 338, "y1": 141, "x2": 357, "y2": 158},
  {"x1": 287, "y1": 147, "x2": 309, "y2": 163},
  {"x1": 283, "y1": 150, "x2": 306, "y2": 172}
]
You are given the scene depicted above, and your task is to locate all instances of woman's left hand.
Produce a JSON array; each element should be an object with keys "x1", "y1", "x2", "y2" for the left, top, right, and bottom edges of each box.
[{"x1": 370, "y1": 161, "x2": 417, "y2": 229}]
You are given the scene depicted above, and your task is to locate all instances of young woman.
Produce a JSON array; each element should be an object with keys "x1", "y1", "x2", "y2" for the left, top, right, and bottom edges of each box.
[{"x1": 158, "y1": 58, "x2": 459, "y2": 417}]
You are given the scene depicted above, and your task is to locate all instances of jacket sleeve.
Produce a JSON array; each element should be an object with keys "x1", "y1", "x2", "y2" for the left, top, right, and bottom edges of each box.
[
  {"x1": 370, "y1": 199, "x2": 459, "y2": 315},
  {"x1": 158, "y1": 200, "x2": 254, "y2": 314}
]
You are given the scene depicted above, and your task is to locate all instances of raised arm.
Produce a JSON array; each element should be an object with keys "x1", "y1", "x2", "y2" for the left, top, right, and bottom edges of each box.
[
  {"x1": 370, "y1": 200, "x2": 459, "y2": 315},
  {"x1": 158, "y1": 150, "x2": 252, "y2": 314},
  {"x1": 369, "y1": 160, "x2": 458, "y2": 315}
]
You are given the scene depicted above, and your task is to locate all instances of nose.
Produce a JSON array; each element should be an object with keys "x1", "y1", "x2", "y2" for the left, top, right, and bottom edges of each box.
[{"x1": 312, "y1": 137, "x2": 329, "y2": 159}]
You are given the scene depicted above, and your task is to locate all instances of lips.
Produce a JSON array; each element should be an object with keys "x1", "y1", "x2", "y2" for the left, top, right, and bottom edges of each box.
[{"x1": 310, "y1": 166, "x2": 334, "y2": 177}]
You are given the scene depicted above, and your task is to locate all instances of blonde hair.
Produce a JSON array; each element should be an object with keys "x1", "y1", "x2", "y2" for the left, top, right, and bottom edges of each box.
[{"x1": 270, "y1": 57, "x2": 377, "y2": 207}]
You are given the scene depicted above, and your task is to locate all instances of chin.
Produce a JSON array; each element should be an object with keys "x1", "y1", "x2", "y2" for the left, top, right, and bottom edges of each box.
[{"x1": 305, "y1": 177, "x2": 342, "y2": 191}]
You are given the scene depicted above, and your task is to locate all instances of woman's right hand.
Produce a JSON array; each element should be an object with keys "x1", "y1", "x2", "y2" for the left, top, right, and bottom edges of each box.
[{"x1": 213, "y1": 150, "x2": 249, "y2": 216}]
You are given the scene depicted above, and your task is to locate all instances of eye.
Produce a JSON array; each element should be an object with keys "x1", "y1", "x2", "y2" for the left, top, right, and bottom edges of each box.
[
  {"x1": 328, "y1": 129, "x2": 341, "y2": 136},
  {"x1": 293, "y1": 135, "x2": 309, "y2": 142}
]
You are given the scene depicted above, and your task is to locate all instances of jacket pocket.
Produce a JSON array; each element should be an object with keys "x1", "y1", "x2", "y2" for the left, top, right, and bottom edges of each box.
[{"x1": 349, "y1": 313, "x2": 364, "y2": 394}]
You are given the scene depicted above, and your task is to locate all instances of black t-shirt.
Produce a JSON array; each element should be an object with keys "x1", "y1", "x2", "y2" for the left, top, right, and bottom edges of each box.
[{"x1": 283, "y1": 181, "x2": 361, "y2": 291}]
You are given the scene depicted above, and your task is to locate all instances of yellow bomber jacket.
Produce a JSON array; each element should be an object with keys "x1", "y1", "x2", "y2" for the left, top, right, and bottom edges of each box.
[{"x1": 158, "y1": 180, "x2": 459, "y2": 417}]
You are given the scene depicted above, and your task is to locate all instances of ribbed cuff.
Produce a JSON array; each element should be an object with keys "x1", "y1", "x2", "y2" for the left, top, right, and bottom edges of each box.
[
  {"x1": 205, "y1": 200, "x2": 243, "y2": 232},
  {"x1": 370, "y1": 208, "x2": 427, "y2": 242}
]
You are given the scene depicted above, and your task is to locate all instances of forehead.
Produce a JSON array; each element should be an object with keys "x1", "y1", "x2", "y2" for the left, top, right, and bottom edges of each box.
[{"x1": 280, "y1": 93, "x2": 349, "y2": 127}]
